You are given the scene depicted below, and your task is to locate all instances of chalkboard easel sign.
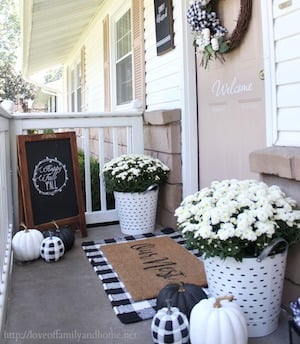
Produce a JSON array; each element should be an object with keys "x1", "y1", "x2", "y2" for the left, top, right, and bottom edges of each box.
[{"x1": 17, "y1": 131, "x2": 87, "y2": 237}]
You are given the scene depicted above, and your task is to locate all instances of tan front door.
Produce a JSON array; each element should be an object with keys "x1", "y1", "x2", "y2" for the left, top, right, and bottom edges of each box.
[{"x1": 197, "y1": 0, "x2": 266, "y2": 188}]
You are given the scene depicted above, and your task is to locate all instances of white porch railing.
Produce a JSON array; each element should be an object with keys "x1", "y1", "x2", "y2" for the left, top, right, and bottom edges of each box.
[
  {"x1": 0, "y1": 109, "x2": 144, "y2": 336},
  {"x1": 0, "y1": 107, "x2": 13, "y2": 337},
  {"x1": 10, "y1": 111, "x2": 144, "y2": 226}
]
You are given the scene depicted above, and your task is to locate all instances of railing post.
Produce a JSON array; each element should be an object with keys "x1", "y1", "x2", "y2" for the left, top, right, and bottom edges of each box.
[
  {"x1": 9, "y1": 117, "x2": 22, "y2": 228},
  {"x1": 0, "y1": 106, "x2": 14, "y2": 339}
]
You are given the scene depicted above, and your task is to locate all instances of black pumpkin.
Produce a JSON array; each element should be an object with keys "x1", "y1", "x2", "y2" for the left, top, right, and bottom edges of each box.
[
  {"x1": 156, "y1": 283, "x2": 208, "y2": 319},
  {"x1": 43, "y1": 224, "x2": 75, "y2": 251}
]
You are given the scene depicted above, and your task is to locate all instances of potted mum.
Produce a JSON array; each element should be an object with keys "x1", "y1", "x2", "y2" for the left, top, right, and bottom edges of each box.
[
  {"x1": 103, "y1": 154, "x2": 169, "y2": 234},
  {"x1": 175, "y1": 179, "x2": 300, "y2": 337}
]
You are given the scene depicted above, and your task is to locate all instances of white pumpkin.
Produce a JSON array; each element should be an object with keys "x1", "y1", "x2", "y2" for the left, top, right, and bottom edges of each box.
[
  {"x1": 190, "y1": 295, "x2": 248, "y2": 344},
  {"x1": 12, "y1": 224, "x2": 44, "y2": 261}
]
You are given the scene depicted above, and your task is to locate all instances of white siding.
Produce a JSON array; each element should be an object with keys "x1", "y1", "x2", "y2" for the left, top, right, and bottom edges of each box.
[
  {"x1": 272, "y1": 1, "x2": 300, "y2": 146},
  {"x1": 144, "y1": 0, "x2": 183, "y2": 111},
  {"x1": 63, "y1": 0, "x2": 186, "y2": 112},
  {"x1": 64, "y1": 1, "x2": 131, "y2": 112},
  {"x1": 84, "y1": 21, "x2": 105, "y2": 111}
]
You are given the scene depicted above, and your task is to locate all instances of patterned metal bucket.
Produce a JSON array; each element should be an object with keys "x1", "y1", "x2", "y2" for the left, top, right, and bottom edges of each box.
[
  {"x1": 114, "y1": 187, "x2": 158, "y2": 235},
  {"x1": 204, "y1": 238, "x2": 288, "y2": 337}
]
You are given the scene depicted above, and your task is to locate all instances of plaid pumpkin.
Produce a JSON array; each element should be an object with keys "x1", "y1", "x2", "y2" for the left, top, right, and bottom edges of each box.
[
  {"x1": 40, "y1": 236, "x2": 65, "y2": 262},
  {"x1": 151, "y1": 306, "x2": 189, "y2": 344}
]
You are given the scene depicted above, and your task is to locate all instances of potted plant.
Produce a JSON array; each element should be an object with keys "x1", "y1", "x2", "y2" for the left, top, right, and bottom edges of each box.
[
  {"x1": 102, "y1": 154, "x2": 169, "y2": 234},
  {"x1": 175, "y1": 179, "x2": 300, "y2": 337}
]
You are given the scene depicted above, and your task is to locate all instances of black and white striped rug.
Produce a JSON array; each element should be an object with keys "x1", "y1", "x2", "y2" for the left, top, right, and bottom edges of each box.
[{"x1": 81, "y1": 227, "x2": 202, "y2": 324}]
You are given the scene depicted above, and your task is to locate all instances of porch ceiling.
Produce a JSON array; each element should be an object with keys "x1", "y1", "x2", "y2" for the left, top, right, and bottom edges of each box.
[{"x1": 22, "y1": 0, "x2": 104, "y2": 77}]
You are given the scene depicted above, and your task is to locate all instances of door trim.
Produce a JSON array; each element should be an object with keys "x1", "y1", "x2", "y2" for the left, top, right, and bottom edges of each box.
[
  {"x1": 179, "y1": 0, "x2": 199, "y2": 197},
  {"x1": 260, "y1": 1, "x2": 276, "y2": 146}
]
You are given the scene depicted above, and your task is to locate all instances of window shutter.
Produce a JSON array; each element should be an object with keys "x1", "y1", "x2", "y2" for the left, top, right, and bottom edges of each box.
[
  {"x1": 132, "y1": 0, "x2": 145, "y2": 110},
  {"x1": 103, "y1": 15, "x2": 111, "y2": 111},
  {"x1": 80, "y1": 45, "x2": 86, "y2": 111}
]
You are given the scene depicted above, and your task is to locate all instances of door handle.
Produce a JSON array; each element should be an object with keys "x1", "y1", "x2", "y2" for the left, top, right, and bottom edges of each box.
[{"x1": 259, "y1": 70, "x2": 264, "y2": 80}]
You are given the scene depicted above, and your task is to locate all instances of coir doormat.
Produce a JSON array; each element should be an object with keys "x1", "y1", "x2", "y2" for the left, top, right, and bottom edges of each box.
[
  {"x1": 101, "y1": 236, "x2": 207, "y2": 301},
  {"x1": 82, "y1": 228, "x2": 207, "y2": 324}
]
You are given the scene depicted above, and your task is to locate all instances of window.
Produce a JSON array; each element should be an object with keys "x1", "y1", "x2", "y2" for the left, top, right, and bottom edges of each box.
[
  {"x1": 69, "y1": 58, "x2": 82, "y2": 112},
  {"x1": 105, "y1": 2, "x2": 144, "y2": 111},
  {"x1": 115, "y1": 9, "x2": 133, "y2": 106},
  {"x1": 76, "y1": 62, "x2": 82, "y2": 111},
  {"x1": 71, "y1": 68, "x2": 75, "y2": 111}
]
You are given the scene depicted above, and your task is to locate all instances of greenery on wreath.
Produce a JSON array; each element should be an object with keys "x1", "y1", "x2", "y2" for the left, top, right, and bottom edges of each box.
[
  {"x1": 187, "y1": 0, "x2": 230, "y2": 68},
  {"x1": 175, "y1": 179, "x2": 300, "y2": 261},
  {"x1": 102, "y1": 154, "x2": 169, "y2": 193}
]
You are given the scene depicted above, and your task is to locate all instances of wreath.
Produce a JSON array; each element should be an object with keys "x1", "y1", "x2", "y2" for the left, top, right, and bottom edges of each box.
[{"x1": 187, "y1": 0, "x2": 252, "y2": 69}]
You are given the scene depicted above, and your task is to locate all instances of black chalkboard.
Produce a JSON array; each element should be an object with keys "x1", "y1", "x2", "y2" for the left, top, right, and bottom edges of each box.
[
  {"x1": 154, "y1": 0, "x2": 174, "y2": 55},
  {"x1": 17, "y1": 132, "x2": 87, "y2": 237}
]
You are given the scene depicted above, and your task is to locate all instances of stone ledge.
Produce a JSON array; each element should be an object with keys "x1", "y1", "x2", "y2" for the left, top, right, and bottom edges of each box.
[
  {"x1": 249, "y1": 146, "x2": 300, "y2": 181},
  {"x1": 144, "y1": 122, "x2": 181, "y2": 154},
  {"x1": 143, "y1": 109, "x2": 181, "y2": 125}
]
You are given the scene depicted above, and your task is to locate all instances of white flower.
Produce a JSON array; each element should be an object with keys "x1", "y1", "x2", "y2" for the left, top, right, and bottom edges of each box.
[
  {"x1": 189, "y1": 0, "x2": 211, "y2": 6},
  {"x1": 202, "y1": 28, "x2": 210, "y2": 40},
  {"x1": 196, "y1": 224, "x2": 215, "y2": 239},
  {"x1": 255, "y1": 221, "x2": 275, "y2": 236},
  {"x1": 241, "y1": 229, "x2": 257, "y2": 241},
  {"x1": 116, "y1": 172, "x2": 127, "y2": 180},
  {"x1": 199, "y1": 0, "x2": 211, "y2": 5},
  {"x1": 218, "y1": 223, "x2": 235, "y2": 240},
  {"x1": 211, "y1": 37, "x2": 219, "y2": 51},
  {"x1": 256, "y1": 204, "x2": 273, "y2": 222}
]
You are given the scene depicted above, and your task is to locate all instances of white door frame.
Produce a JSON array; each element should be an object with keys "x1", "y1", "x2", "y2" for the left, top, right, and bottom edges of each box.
[
  {"x1": 180, "y1": 0, "x2": 276, "y2": 197},
  {"x1": 260, "y1": 1, "x2": 276, "y2": 146},
  {"x1": 178, "y1": 0, "x2": 199, "y2": 197}
]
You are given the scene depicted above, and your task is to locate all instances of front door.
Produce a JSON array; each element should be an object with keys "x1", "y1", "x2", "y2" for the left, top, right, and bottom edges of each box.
[{"x1": 197, "y1": 0, "x2": 266, "y2": 188}]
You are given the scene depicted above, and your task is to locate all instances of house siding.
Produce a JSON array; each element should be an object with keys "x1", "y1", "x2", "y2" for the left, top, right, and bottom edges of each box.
[
  {"x1": 85, "y1": 22, "x2": 105, "y2": 111},
  {"x1": 272, "y1": 2, "x2": 300, "y2": 146},
  {"x1": 144, "y1": 0, "x2": 182, "y2": 111}
]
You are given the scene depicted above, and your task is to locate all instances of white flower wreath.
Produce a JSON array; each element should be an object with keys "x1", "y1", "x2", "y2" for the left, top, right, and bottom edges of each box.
[
  {"x1": 187, "y1": 0, "x2": 253, "y2": 69},
  {"x1": 187, "y1": 0, "x2": 229, "y2": 68}
]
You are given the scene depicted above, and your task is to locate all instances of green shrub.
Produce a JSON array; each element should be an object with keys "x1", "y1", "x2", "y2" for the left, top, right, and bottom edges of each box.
[{"x1": 78, "y1": 150, "x2": 100, "y2": 211}]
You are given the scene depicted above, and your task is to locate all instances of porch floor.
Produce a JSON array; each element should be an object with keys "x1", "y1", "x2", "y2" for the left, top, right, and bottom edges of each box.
[{"x1": 3, "y1": 225, "x2": 293, "y2": 344}]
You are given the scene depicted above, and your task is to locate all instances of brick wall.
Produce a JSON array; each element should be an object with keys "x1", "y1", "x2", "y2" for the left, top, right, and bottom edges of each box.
[{"x1": 143, "y1": 109, "x2": 182, "y2": 229}]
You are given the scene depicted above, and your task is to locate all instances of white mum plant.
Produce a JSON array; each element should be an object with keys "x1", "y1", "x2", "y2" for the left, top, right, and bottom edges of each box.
[
  {"x1": 102, "y1": 154, "x2": 169, "y2": 193},
  {"x1": 175, "y1": 179, "x2": 300, "y2": 261}
]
